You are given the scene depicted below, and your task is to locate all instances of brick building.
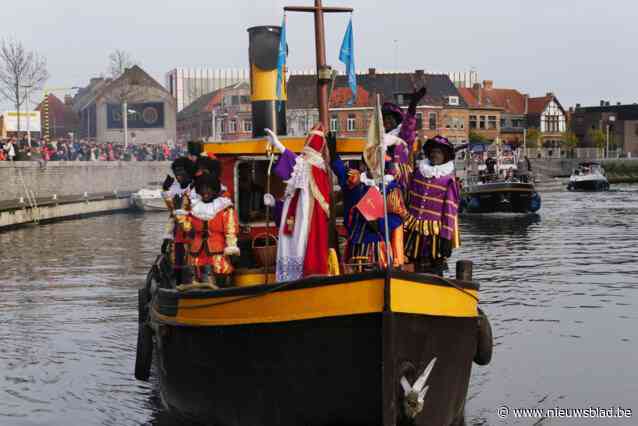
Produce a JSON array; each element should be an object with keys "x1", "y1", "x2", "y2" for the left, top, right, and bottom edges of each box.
[
  {"x1": 571, "y1": 102, "x2": 638, "y2": 157},
  {"x1": 287, "y1": 69, "x2": 470, "y2": 146},
  {"x1": 35, "y1": 94, "x2": 79, "y2": 139},
  {"x1": 176, "y1": 81, "x2": 252, "y2": 142}
]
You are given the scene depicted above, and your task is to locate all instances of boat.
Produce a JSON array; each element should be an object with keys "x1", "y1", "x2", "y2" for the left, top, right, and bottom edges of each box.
[
  {"x1": 459, "y1": 142, "x2": 541, "y2": 214},
  {"x1": 567, "y1": 162, "x2": 609, "y2": 191},
  {"x1": 130, "y1": 188, "x2": 169, "y2": 212},
  {"x1": 135, "y1": 5, "x2": 493, "y2": 425}
]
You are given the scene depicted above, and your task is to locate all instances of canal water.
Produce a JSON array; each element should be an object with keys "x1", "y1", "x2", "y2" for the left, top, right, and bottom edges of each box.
[{"x1": 1, "y1": 183, "x2": 637, "y2": 425}]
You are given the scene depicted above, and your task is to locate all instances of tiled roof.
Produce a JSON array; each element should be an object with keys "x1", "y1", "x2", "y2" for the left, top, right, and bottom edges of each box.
[
  {"x1": 527, "y1": 96, "x2": 553, "y2": 114},
  {"x1": 287, "y1": 72, "x2": 465, "y2": 109},
  {"x1": 458, "y1": 87, "x2": 525, "y2": 114}
]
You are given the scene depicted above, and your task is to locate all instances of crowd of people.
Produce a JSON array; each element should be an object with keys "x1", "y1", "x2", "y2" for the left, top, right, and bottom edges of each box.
[
  {"x1": 159, "y1": 84, "x2": 462, "y2": 290},
  {"x1": 0, "y1": 137, "x2": 186, "y2": 162}
]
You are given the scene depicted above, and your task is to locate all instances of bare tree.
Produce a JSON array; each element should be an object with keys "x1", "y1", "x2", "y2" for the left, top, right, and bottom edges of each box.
[
  {"x1": 108, "y1": 49, "x2": 135, "y2": 79},
  {"x1": 0, "y1": 38, "x2": 49, "y2": 134},
  {"x1": 107, "y1": 50, "x2": 141, "y2": 146}
]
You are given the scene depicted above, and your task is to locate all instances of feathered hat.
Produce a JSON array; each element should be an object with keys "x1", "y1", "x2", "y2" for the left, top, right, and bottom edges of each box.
[{"x1": 423, "y1": 135, "x2": 455, "y2": 161}]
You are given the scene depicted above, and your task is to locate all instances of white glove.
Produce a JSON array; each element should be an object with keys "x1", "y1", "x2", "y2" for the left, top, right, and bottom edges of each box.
[
  {"x1": 383, "y1": 174, "x2": 395, "y2": 185},
  {"x1": 264, "y1": 128, "x2": 286, "y2": 153},
  {"x1": 224, "y1": 246, "x2": 240, "y2": 256},
  {"x1": 174, "y1": 209, "x2": 188, "y2": 217},
  {"x1": 263, "y1": 193, "x2": 276, "y2": 207}
]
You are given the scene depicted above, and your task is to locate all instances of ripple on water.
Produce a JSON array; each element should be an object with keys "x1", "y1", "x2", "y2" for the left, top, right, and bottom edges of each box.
[{"x1": 2, "y1": 190, "x2": 638, "y2": 425}]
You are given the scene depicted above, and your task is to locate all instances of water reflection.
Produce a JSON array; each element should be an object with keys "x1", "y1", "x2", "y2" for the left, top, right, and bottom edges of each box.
[{"x1": 1, "y1": 185, "x2": 637, "y2": 426}]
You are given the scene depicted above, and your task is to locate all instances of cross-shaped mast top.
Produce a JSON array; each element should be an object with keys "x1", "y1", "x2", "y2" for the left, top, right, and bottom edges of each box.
[{"x1": 284, "y1": 0, "x2": 353, "y2": 128}]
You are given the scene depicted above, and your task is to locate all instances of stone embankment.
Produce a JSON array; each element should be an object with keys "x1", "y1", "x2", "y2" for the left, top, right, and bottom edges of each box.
[
  {"x1": 0, "y1": 161, "x2": 170, "y2": 229},
  {"x1": 530, "y1": 158, "x2": 638, "y2": 183}
]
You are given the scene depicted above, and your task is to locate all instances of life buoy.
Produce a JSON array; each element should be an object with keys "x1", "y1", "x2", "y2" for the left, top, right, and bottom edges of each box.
[{"x1": 474, "y1": 307, "x2": 493, "y2": 366}]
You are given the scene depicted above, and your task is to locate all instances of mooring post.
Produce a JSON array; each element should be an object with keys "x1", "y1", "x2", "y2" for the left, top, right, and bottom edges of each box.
[{"x1": 456, "y1": 260, "x2": 473, "y2": 282}]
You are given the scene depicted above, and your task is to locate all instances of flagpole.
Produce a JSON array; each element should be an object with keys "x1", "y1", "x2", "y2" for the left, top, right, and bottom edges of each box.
[{"x1": 377, "y1": 94, "x2": 392, "y2": 271}]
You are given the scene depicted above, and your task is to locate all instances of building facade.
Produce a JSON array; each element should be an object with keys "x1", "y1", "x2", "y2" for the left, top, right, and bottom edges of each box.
[
  {"x1": 177, "y1": 81, "x2": 252, "y2": 142},
  {"x1": 75, "y1": 66, "x2": 177, "y2": 145},
  {"x1": 287, "y1": 69, "x2": 470, "y2": 146},
  {"x1": 166, "y1": 68, "x2": 250, "y2": 112},
  {"x1": 527, "y1": 93, "x2": 567, "y2": 149},
  {"x1": 571, "y1": 102, "x2": 638, "y2": 157}
]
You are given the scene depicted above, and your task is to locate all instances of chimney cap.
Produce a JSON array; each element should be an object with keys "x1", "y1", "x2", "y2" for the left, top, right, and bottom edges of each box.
[
  {"x1": 368, "y1": 67, "x2": 376, "y2": 75},
  {"x1": 482, "y1": 80, "x2": 493, "y2": 89}
]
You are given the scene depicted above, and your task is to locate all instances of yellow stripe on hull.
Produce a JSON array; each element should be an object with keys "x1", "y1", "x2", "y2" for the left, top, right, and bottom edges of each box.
[
  {"x1": 203, "y1": 137, "x2": 365, "y2": 155},
  {"x1": 152, "y1": 277, "x2": 479, "y2": 327},
  {"x1": 390, "y1": 278, "x2": 478, "y2": 318}
]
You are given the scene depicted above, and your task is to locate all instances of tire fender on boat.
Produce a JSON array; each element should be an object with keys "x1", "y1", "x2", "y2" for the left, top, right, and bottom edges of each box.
[
  {"x1": 135, "y1": 288, "x2": 153, "y2": 380},
  {"x1": 474, "y1": 307, "x2": 493, "y2": 366}
]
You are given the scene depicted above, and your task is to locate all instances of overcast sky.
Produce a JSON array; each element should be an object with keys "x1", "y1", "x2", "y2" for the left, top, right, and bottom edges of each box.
[{"x1": 2, "y1": 0, "x2": 636, "y2": 109}]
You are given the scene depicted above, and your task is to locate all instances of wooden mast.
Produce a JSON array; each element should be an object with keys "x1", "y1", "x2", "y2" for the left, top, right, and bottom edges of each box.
[{"x1": 284, "y1": 1, "x2": 353, "y2": 256}]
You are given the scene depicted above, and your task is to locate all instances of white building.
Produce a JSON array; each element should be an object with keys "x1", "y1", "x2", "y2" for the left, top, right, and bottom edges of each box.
[
  {"x1": 0, "y1": 111, "x2": 41, "y2": 138},
  {"x1": 166, "y1": 68, "x2": 249, "y2": 112}
]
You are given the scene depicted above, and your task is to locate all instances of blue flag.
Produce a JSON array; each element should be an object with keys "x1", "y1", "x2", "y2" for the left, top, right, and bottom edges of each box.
[
  {"x1": 276, "y1": 16, "x2": 287, "y2": 105},
  {"x1": 339, "y1": 18, "x2": 357, "y2": 105}
]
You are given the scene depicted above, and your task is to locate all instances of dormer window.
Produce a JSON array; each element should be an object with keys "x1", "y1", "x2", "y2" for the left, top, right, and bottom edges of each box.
[{"x1": 448, "y1": 96, "x2": 459, "y2": 106}]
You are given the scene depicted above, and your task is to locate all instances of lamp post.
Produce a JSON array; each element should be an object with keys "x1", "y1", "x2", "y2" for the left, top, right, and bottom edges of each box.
[{"x1": 606, "y1": 115, "x2": 616, "y2": 159}]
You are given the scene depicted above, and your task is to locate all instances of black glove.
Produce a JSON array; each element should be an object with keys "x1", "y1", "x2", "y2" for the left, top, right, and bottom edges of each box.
[
  {"x1": 161, "y1": 239, "x2": 172, "y2": 255},
  {"x1": 326, "y1": 131, "x2": 337, "y2": 161},
  {"x1": 162, "y1": 174, "x2": 175, "y2": 191},
  {"x1": 367, "y1": 220, "x2": 380, "y2": 234},
  {"x1": 438, "y1": 238, "x2": 452, "y2": 258},
  {"x1": 408, "y1": 87, "x2": 427, "y2": 115}
]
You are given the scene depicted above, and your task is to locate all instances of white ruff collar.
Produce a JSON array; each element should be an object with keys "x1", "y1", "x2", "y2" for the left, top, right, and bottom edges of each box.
[
  {"x1": 418, "y1": 160, "x2": 455, "y2": 178},
  {"x1": 191, "y1": 196, "x2": 232, "y2": 220}
]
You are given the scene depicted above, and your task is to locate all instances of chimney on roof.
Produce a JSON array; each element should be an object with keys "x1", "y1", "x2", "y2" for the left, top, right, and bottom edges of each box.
[
  {"x1": 64, "y1": 95, "x2": 73, "y2": 106},
  {"x1": 415, "y1": 69, "x2": 424, "y2": 78},
  {"x1": 546, "y1": 92, "x2": 554, "y2": 98},
  {"x1": 600, "y1": 100, "x2": 605, "y2": 106},
  {"x1": 605, "y1": 101, "x2": 611, "y2": 106},
  {"x1": 483, "y1": 80, "x2": 493, "y2": 89},
  {"x1": 368, "y1": 68, "x2": 376, "y2": 76},
  {"x1": 617, "y1": 102, "x2": 621, "y2": 106},
  {"x1": 472, "y1": 83, "x2": 482, "y2": 105},
  {"x1": 524, "y1": 94, "x2": 529, "y2": 114},
  {"x1": 576, "y1": 103, "x2": 581, "y2": 109}
]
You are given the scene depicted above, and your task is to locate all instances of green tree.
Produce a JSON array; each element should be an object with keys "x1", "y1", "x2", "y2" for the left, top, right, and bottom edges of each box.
[
  {"x1": 588, "y1": 128, "x2": 606, "y2": 156},
  {"x1": 469, "y1": 131, "x2": 489, "y2": 144},
  {"x1": 561, "y1": 131, "x2": 579, "y2": 157},
  {"x1": 526, "y1": 128, "x2": 542, "y2": 148}
]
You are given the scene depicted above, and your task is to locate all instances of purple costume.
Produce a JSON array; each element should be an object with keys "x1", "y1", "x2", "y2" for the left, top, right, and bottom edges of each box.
[
  {"x1": 403, "y1": 136, "x2": 461, "y2": 261},
  {"x1": 382, "y1": 102, "x2": 417, "y2": 165}
]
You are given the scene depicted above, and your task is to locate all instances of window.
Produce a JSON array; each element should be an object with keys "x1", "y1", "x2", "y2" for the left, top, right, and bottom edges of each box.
[
  {"x1": 347, "y1": 114, "x2": 356, "y2": 131},
  {"x1": 479, "y1": 116, "x2": 486, "y2": 129},
  {"x1": 243, "y1": 120, "x2": 252, "y2": 132},
  {"x1": 448, "y1": 96, "x2": 459, "y2": 106},
  {"x1": 469, "y1": 115, "x2": 477, "y2": 129},
  {"x1": 229, "y1": 119, "x2": 237, "y2": 133},
  {"x1": 429, "y1": 112, "x2": 437, "y2": 130},
  {"x1": 500, "y1": 118, "x2": 507, "y2": 128},
  {"x1": 395, "y1": 94, "x2": 405, "y2": 105},
  {"x1": 488, "y1": 116, "x2": 497, "y2": 129},
  {"x1": 635, "y1": 123, "x2": 638, "y2": 136},
  {"x1": 416, "y1": 113, "x2": 423, "y2": 130},
  {"x1": 299, "y1": 117, "x2": 307, "y2": 133},
  {"x1": 240, "y1": 95, "x2": 250, "y2": 104},
  {"x1": 330, "y1": 115, "x2": 339, "y2": 132}
]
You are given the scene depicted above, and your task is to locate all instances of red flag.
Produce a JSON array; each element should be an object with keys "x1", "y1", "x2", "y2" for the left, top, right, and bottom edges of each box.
[{"x1": 355, "y1": 186, "x2": 384, "y2": 222}]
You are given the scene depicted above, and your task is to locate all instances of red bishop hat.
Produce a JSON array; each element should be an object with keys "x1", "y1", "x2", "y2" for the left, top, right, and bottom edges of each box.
[{"x1": 306, "y1": 123, "x2": 326, "y2": 152}]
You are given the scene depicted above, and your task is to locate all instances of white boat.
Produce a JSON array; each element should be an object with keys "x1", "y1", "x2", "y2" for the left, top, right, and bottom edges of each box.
[
  {"x1": 130, "y1": 189, "x2": 168, "y2": 212},
  {"x1": 567, "y1": 162, "x2": 609, "y2": 191}
]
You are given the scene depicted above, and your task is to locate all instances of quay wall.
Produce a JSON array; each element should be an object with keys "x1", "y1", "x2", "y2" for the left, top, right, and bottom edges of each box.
[
  {"x1": 530, "y1": 158, "x2": 638, "y2": 182},
  {"x1": 0, "y1": 161, "x2": 170, "y2": 202}
]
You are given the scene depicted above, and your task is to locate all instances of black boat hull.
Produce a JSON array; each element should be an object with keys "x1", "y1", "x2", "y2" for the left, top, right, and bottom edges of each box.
[
  {"x1": 155, "y1": 313, "x2": 474, "y2": 426},
  {"x1": 461, "y1": 182, "x2": 541, "y2": 214},
  {"x1": 567, "y1": 179, "x2": 609, "y2": 192},
  {"x1": 148, "y1": 271, "x2": 481, "y2": 426}
]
